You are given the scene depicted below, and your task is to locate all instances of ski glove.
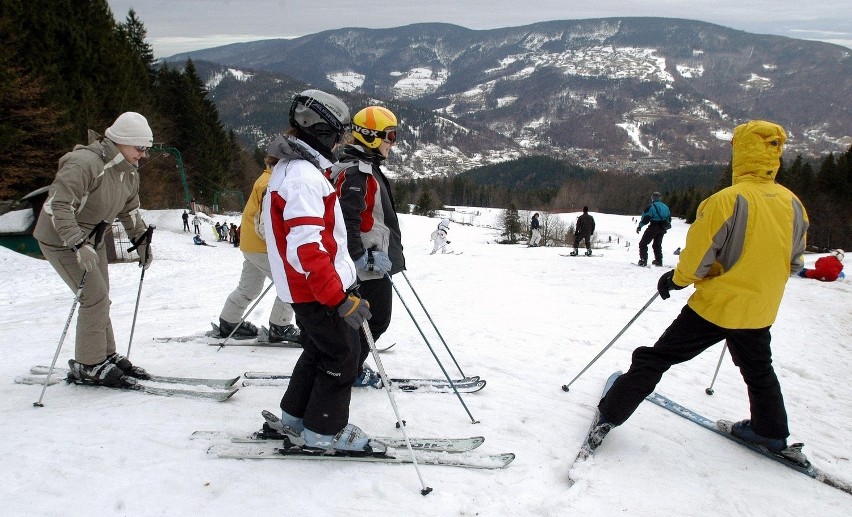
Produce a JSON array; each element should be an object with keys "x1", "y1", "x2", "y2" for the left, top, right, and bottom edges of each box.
[
  {"x1": 75, "y1": 244, "x2": 99, "y2": 272},
  {"x1": 797, "y1": 269, "x2": 808, "y2": 278},
  {"x1": 134, "y1": 240, "x2": 153, "y2": 270},
  {"x1": 636, "y1": 226, "x2": 642, "y2": 234},
  {"x1": 336, "y1": 292, "x2": 372, "y2": 329},
  {"x1": 354, "y1": 249, "x2": 392, "y2": 275},
  {"x1": 657, "y1": 270, "x2": 685, "y2": 300}
]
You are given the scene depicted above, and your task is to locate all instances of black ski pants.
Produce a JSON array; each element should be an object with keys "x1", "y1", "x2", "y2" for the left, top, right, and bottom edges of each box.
[
  {"x1": 639, "y1": 223, "x2": 666, "y2": 263},
  {"x1": 598, "y1": 305, "x2": 789, "y2": 439},
  {"x1": 356, "y1": 274, "x2": 393, "y2": 367},
  {"x1": 280, "y1": 301, "x2": 361, "y2": 435},
  {"x1": 573, "y1": 232, "x2": 592, "y2": 251}
]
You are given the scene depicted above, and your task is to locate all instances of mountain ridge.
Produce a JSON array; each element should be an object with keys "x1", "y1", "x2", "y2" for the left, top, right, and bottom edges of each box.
[{"x1": 166, "y1": 17, "x2": 851, "y2": 178}]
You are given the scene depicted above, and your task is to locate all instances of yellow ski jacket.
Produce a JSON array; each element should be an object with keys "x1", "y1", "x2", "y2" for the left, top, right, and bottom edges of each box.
[
  {"x1": 239, "y1": 168, "x2": 271, "y2": 254},
  {"x1": 672, "y1": 121, "x2": 808, "y2": 329}
]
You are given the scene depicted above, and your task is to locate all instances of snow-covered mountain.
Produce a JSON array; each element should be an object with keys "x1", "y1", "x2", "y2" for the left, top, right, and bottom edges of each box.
[{"x1": 169, "y1": 18, "x2": 852, "y2": 178}]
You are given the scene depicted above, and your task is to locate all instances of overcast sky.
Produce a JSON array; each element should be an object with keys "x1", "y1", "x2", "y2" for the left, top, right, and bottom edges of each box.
[{"x1": 106, "y1": 0, "x2": 852, "y2": 57}]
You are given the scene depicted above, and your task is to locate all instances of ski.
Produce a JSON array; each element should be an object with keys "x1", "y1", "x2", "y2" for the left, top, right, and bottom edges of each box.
[
  {"x1": 208, "y1": 441, "x2": 514, "y2": 469},
  {"x1": 67, "y1": 375, "x2": 238, "y2": 402},
  {"x1": 243, "y1": 371, "x2": 479, "y2": 384},
  {"x1": 560, "y1": 253, "x2": 603, "y2": 257},
  {"x1": 192, "y1": 431, "x2": 485, "y2": 453},
  {"x1": 14, "y1": 374, "x2": 63, "y2": 386},
  {"x1": 566, "y1": 371, "x2": 622, "y2": 487},
  {"x1": 645, "y1": 391, "x2": 852, "y2": 496},
  {"x1": 240, "y1": 377, "x2": 486, "y2": 393},
  {"x1": 30, "y1": 365, "x2": 240, "y2": 389}
]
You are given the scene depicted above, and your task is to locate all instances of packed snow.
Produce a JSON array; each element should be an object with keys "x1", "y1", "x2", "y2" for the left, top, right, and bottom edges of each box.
[{"x1": 1, "y1": 208, "x2": 849, "y2": 515}]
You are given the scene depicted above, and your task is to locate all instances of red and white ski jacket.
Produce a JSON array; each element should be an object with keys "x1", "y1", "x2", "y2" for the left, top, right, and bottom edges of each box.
[{"x1": 263, "y1": 136, "x2": 357, "y2": 308}]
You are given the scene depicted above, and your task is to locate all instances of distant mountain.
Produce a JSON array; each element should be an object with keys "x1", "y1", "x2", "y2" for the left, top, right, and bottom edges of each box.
[{"x1": 168, "y1": 18, "x2": 852, "y2": 178}]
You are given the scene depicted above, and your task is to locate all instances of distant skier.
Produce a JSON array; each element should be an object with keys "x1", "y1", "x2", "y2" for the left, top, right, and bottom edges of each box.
[
  {"x1": 529, "y1": 213, "x2": 541, "y2": 247},
  {"x1": 182, "y1": 210, "x2": 190, "y2": 232},
  {"x1": 192, "y1": 214, "x2": 200, "y2": 234},
  {"x1": 588, "y1": 120, "x2": 810, "y2": 465},
  {"x1": 430, "y1": 218, "x2": 451, "y2": 254},
  {"x1": 570, "y1": 206, "x2": 595, "y2": 256},
  {"x1": 193, "y1": 235, "x2": 209, "y2": 246},
  {"x1": 798, "y1": 249, "x2": 844, "y2": 281},
  {"x1": 636, "y1": 192, "x2": 671, "y2": 266}
]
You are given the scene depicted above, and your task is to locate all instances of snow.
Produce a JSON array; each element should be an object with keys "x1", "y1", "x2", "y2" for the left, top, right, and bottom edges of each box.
[
  {"x1": 0, "y1": 208, "x2": 34, "y2": 233},
  {"x1": 1, "y1": 208, "x2": 850, "y2": 515}
]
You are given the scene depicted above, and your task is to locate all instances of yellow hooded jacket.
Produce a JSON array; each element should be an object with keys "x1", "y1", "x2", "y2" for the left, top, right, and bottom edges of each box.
[
  {"x1": 672, "y1": 121, "x2": 808, "y2": 329},
  {"x1": 239, "y1": 168, "x2": 271, "y2": 254}
]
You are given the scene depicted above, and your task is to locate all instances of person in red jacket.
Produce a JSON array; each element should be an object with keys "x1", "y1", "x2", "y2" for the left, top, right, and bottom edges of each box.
[{"x1": 799, "y1": 249, "x2": 844, "y2": 281}]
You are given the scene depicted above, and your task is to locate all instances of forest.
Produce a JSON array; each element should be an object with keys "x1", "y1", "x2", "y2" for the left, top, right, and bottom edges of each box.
[{"x1": 1, "y1": 1, "x2": 849, "y2": 249}]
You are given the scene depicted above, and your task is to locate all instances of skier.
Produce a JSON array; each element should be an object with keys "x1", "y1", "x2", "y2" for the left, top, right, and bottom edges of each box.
[
  {"x1": 798, "y1": 249, "x2": 844, "y2": 281},
  {"x1": 192, "y1": 214, "x2": 201, "y2": 234},
  {"x1": 636, "y1": 192, "x2": 671, "y2": 266},
  {"x1": 182, "y1": 210, "x2": 190, "y2": 232},
  {"x1": 430, "y1": 218, "x2": 451, "y2": 254},
  {"x1": 33, "y1": 112, "x2": 155, "y2": 387},
  {"x1": 571, "y1": 206, "x2": 596, "y2": 256},
  {"x1": 193, "y1": 235, "x2": 208, "y2": 246},
  {"x1": 529, "y1": 213, "x2": 542, "y2": 247},
  {"x1": 216, "y1": 166, "x2": 300, "y2": 343},
  {"x1": 263, "y1": 89, "x2": 383, "y2": 453},
  {"x1": 330, "y1": 105, "x2": 406, "y2": 388},
  {"x1": 588, "y1": 120, "x2": 809, "y2": 464}
]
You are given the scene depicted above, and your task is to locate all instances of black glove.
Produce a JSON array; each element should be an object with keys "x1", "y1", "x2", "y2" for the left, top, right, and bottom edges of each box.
[
  {"x1": 636, "y1": 226, "x2": 642, "y2": 234},
  {"x1": 657, "y1": 270, "x2": 685, "y2": 300},
  {"x1": 336, "y1": 291, "x2": 372, "y2": 329}
]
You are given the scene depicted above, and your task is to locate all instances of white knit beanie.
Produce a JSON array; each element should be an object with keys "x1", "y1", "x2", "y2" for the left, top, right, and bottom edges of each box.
[{"x1": 105, "y1": 112, "x2": 153, "y2": 147}]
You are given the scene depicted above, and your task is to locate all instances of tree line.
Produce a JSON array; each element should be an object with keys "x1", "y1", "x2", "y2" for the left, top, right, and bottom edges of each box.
[
  {"x1": 397, "y1": 151, "x2": 852, "y2": 250},
  {"x1": 0, "y1": 1, "x2": 260, "y2": 211}
]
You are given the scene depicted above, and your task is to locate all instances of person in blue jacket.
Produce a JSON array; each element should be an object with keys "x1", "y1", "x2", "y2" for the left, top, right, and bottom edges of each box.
[{"x1": 636, "y1": 192, "x2": 671, "y2": 266}]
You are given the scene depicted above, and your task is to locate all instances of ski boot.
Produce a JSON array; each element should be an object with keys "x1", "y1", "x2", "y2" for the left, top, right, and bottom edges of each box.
[
  {"x1": 585, "y1": 250, "x2": 593, "y2": 256},
  {"x1": 586, "y1": 416, "x2": 615, "y2": 451},
  {"x1": 106, "y1": 352, "x2": 149, "y2": 379},
  {"x1": 569, "y1": 250, "x2": 578, "y2": 256},
  {"x1": 730, "y1": 420, "x2": 786, "y2": 452},
  {"x1": 218, "y1": 318, "x2": 258, "y2": 339},
  {"x1": 353, "y1": 365, "x2": 383, "y2": 388},
  {"x1": 268, "y1": 323, "x2": 300, "y2": 343},
  {"x1": 651, "y1": 259, "x2": 663, "y2": 267},
  {"x1": 638, "y1": 259, "x2": 647, "y2": 267},
  {"x1": 67, "y1": 358, "x2": 129, "y2": 387}
]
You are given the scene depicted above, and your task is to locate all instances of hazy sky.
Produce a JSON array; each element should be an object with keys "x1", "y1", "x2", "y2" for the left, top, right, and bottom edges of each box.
[{"x1": 106, "y1": 0, "x2": 852, "y2": 57}]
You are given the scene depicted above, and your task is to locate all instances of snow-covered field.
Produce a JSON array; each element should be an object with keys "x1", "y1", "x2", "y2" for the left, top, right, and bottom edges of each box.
[{"x1": 1, "y1": 208, "x2": 849, "y2": 516}]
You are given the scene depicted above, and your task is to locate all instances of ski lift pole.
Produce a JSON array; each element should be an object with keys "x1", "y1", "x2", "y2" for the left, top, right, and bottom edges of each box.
[
  {"x1": 399, "y1": 271, "x2": 466, "y2": 378},
  {"x1": 561, "y1": 292, "x2": 659, "y2": 392},
  {"x1": 216, "y1": 282, "x2": 274, "y2": 350},
  {"x1": 361, "y1": 321, "x2": 432, "y2": 496},
  {"x1": 34, "y1": 221, "x2": 109, "y2": 407},
  {"x1": 125, "y1": 225, "x2": 156, "y2": 358},
  {"x1": 388, "y1": 275, "x2": 479, "y2": 424}
]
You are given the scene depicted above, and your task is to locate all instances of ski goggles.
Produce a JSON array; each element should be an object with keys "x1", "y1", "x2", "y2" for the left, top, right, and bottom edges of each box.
[{"x1": 353, "y1": 125, "x2": 398, "y2": 144}]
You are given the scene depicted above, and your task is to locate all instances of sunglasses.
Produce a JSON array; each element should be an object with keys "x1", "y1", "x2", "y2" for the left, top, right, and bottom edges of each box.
[{"x1": 134, "y1": 146, "x2": 150, "y2": 152}]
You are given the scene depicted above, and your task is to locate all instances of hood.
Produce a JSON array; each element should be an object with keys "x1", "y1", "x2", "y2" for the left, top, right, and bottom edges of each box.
[
  {"x1": 731, "y1": 120, "x2": 786, "y2": 184},
  {"x1": 266, "y1": 135, "x2": 331, "y2": 170}
]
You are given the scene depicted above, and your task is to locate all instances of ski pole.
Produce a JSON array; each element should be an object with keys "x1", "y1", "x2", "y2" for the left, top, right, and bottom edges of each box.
[
  {"x1": 125, "y1": 225, "x2": 156, "y2": 358},
  {"x1": 34, "y1": 221, "x2": 109, "y2": 407},
  {"x1": 399, "y1": 271, "x2": 466, "y2": 378},
  {"x1": 217, "y1": 282, "x2": 274, "y2": 351},
  {"x1": 388, "y1": 276, "x2": 479, "y2": 424},
  {"x1": 705, "y1": 342, "x2": 727, "y2": 396},
  {"x1": 361, "y1": 321, "x2": 432, "y2": 496},
  {"x1": 561, "y1": 292, "x2": 659, "y2": 392}
]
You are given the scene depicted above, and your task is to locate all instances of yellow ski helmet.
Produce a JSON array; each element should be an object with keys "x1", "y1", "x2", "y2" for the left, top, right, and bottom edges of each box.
[{"x1": 351, "y1": 106, "x2": 398, "y2": 149}]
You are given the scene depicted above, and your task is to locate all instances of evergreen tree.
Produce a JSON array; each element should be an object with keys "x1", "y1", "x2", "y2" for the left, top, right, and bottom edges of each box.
[{"x1": 501, "y1": 204, "x2": 522, "y2": 243}]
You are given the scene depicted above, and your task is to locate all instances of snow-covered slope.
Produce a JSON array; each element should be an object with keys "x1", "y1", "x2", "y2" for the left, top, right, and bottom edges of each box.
[{"x1": 0, "y1": 209, "x2": 849, "y2": 515}]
